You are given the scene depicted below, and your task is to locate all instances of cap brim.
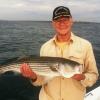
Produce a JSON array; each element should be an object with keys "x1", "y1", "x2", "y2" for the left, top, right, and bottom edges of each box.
[{"x1": 53, "y1": 15, "x2": 71, "y2": 20}]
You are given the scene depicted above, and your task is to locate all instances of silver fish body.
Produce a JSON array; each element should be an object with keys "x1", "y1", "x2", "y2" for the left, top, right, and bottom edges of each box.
[{"x1": 0, "y1": 56, "x2": 82, "y2": 78}]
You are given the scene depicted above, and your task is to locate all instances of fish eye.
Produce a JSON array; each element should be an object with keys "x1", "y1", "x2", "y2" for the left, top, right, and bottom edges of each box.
[{"x1": 50, "y1": 64, "x2": 59, "y2": 71}]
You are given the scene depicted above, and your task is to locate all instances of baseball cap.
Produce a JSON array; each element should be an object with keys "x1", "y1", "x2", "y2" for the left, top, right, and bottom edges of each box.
[{"x1": 52, "y1": 6, "x2": 72, "y2": 20}]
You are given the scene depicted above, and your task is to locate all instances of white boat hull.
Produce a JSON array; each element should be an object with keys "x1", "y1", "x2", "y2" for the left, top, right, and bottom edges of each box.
[{"x1": 84, "y1": 86, "x2": 100, "y2": 100}]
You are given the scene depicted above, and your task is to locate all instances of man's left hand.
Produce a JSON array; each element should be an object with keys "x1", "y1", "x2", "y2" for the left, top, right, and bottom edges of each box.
[{"x1": 71, "y1": 74, "x2": 85, "y2": 81}]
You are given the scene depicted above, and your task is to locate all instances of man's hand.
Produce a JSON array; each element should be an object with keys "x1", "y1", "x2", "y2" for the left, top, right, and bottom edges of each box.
[
  {"x1": 71, "y1": 74, "x2": 85, "y2": 81},
  {"x1": 20, "y1": 63, "x2": 37, "y2": 82}
]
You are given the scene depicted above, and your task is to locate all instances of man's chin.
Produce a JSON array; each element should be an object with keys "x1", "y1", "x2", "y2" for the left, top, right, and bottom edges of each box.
[{"x1": 58, "y1": 30, "x2": 68, "y2": 35}]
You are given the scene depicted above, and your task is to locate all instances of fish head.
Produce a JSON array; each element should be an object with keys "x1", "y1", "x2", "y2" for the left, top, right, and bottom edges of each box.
[
  {"x1": 58, "y1": 63, "x2": 74, "y2": 72},
  {"x1": 57, "y1": 63, "x2": 83, "y2": 78}
]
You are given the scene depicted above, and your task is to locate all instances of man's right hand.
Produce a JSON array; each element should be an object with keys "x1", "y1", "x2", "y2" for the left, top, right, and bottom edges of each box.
[{"x1": 20, "y1": 63, "x2": 37, "y2": 82}]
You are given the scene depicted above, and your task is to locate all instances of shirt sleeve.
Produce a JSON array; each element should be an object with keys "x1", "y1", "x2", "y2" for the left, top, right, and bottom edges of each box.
[
  {"x1": 40, "y1": 45, "x2": 45, "y2": 56},
  {"x1": 40, "y1": 44, "x2": 48, "y2": 56},
  {"x1": 32, "y1": 75, "x2": 48, "y2": 86},
  {"x1": 81, "y1": 43, "x2": 99, "y2": 87}
]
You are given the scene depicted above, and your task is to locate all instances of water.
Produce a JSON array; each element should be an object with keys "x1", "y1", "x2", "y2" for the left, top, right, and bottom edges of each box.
[
  {"x1": 0, "y1": 21, "x2": 100, "y2": 99},
  {"x1": 0, "y1": 21, "x2": 100, "y2": 68}
]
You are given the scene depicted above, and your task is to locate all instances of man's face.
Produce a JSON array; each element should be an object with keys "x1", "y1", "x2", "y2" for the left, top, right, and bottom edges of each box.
[{"x1": 52, "y1": 17, "x2": 73, "y2": 35}]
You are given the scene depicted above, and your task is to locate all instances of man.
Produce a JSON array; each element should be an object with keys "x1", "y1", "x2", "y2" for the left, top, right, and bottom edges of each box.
[{"x1": 20, "y1": 6, "x2": 99, "y2": 100}]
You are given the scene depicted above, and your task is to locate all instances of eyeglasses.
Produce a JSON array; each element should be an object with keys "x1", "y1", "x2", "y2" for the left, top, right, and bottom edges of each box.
[{"x1": 54, "y1": 17, "x2": 71, "y2": 23}]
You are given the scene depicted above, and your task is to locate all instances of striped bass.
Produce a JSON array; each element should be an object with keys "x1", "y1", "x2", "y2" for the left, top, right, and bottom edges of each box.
[{"x1": 0, "y1": 56, "x2": 82, "y2": 78}]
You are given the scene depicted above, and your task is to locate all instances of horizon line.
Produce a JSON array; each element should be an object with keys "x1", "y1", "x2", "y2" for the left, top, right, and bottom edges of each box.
[{"x1": 0, "y1": 19, "x2": 99, "y2": 23}]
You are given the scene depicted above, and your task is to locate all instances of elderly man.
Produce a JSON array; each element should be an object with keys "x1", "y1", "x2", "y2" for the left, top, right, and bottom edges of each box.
[{"x1": 20, "y1": 6, "x2": 99, "y2": 100}]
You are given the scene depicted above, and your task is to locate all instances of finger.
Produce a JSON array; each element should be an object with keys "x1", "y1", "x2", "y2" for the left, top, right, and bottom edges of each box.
[
  {"x1": 20, "y1": 63, "x2": 30, "y2": 77},
  {"x1": 23, "y1": 64, "x2": 33, "y2": 75},
  {"x1": 20, "y1": 63, "x2": 27, "y2": 73}
]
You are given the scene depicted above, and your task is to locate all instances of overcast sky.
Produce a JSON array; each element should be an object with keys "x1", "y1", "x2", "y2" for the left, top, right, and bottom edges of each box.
[{"x1": 0, "y1": 0, "x2": 100, "y2": 22}]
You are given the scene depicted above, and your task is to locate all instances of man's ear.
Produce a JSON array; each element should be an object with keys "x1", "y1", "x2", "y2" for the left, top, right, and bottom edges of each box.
[
  {"x1": 52, "y1": 20, "x2": 55, "y2": 27},
  {"x1": 70, "y1": 18, "x2": 73, "y2": 26}
]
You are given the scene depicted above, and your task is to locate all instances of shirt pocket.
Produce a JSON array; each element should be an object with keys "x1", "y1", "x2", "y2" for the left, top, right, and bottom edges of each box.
[{"x1": 68, "y1": 53, "x2": 83, "y2": 65}]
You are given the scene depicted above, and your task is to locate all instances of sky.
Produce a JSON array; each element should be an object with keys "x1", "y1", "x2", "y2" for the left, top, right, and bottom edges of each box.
[{"x1": 0, "y1": 0, "x2": 100, "y2": 22}]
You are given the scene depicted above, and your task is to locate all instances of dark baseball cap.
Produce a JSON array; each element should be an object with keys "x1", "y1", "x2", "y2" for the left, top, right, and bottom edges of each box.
[{"x1": 52, "y1": 6, "x2": 72, "y2": 20}]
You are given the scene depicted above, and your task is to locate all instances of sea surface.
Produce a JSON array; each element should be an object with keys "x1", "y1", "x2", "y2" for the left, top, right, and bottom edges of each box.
[{"x1": 0, "y1": 21, "x2": 100, "y2": 100}]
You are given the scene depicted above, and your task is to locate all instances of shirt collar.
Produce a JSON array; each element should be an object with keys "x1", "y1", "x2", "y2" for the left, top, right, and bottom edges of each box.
[{"x1": 52, "y1": 32, "x2": 75, "y2": 44}]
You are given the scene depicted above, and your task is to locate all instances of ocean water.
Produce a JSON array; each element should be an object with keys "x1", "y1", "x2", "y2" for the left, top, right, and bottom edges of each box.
[
  {"x1": 0, "y1": 21, "x2": 100, "y2": 99},
  {"x1": 0, "y1": 21, "x2": 100, "y2": 67}
]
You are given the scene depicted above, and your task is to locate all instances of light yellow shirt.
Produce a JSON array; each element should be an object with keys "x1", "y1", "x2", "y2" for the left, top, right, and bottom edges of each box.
[{"x1": 33, "y1": 33, "x2": 99, "y2": 100}]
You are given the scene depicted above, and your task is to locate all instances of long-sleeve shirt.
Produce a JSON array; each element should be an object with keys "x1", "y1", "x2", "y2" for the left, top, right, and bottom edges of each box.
[{"x1": 33, "y1": 33, "x2": 99, "y2": 100}]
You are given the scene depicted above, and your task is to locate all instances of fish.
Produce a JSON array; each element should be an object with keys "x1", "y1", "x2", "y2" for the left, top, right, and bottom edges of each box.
[{"x1": 0, "y1": 56, "x2": 82, "y2": 78}]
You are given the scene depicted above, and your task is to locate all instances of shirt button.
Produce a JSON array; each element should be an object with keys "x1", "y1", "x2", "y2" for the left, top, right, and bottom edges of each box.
[{"x1": 62, "y1": 77, "x2": 64, "y2": 80}]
